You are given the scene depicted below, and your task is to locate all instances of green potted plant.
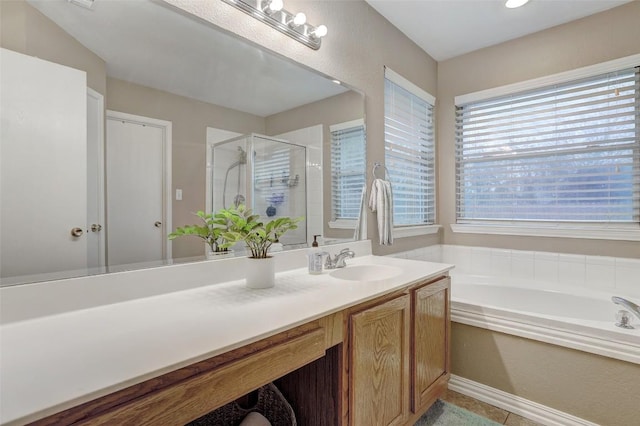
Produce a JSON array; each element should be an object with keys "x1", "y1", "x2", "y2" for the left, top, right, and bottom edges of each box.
[
  {"x1": 168, "y1": 211, "x2": 232, "y2": 259},
  {"x1": 217, "y1": 204, "x2": 302, "y2": 288}
]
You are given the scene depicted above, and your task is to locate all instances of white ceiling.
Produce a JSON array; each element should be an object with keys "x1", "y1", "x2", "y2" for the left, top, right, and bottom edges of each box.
[
  {"x1": 27, "y1": 0, "x2": 347, "y2": 117},
  {"x1": 366, "y1": 0, "x2": 633, "y2": 61}
]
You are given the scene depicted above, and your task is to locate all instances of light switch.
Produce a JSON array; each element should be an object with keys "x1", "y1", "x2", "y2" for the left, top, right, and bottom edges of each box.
[{"x1": 176, "y1": 189, "x2": 183, "y2": 201}]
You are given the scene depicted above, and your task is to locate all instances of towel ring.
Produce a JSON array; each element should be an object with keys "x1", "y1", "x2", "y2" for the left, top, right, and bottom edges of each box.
[{"x1": 372, "y1": 162, "x2": 390, "y2": 181}]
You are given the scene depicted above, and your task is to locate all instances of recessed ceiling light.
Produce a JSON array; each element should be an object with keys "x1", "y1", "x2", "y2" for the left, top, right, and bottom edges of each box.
[
  {"x1": 332, "y1": 79, "x2": 342, "y2": 85},
  {"x1": 505, "y1": 0, "x2": 530, "y2": 8}
]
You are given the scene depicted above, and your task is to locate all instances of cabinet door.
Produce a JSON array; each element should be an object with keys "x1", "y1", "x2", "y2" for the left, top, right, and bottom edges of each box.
[
  {"x1": 412, "y1": 277, "x2": 451, "y2": 412},
  {"x1": 349, "y1": 295, "x2": 410, "y2": 426}
]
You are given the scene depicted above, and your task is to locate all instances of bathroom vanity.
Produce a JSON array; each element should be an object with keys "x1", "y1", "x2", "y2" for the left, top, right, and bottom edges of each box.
[{"x1": 0, "y1": 250, "x2": 452, "y2": 426}]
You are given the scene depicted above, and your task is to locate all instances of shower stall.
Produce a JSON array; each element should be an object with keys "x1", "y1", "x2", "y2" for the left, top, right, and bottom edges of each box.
[{"x1": 210, "y1": 134, "x2": 307, "y2": 246}]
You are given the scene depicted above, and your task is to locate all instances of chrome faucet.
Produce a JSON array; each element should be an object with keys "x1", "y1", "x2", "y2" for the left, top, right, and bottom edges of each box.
[
  {"x1": 325, "y1": 248, "x2": 355, "y2": 269},
  {"x1": 612, "y1": 296, "x2": 640, "y2": 322}
]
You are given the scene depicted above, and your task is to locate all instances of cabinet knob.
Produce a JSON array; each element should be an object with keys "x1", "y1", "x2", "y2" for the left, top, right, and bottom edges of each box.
[
  {"x1": 70, "y1": 227, "x2": 84, "y2": 237},
  {"x1": 90, "y1": 224, "x2": 102, "y2": 232},
  {"x1": 154, "y1": 221, "x2": 162, "y2": 228}
]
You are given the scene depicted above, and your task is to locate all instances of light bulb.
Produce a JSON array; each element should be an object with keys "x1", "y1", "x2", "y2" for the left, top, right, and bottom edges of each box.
[
  {"x1": 312, "y1": 24, "x2": 328, "y2": 38},
  {"x1": 267, "y1": 0, "x2": 283, "y2": 12},
  {"x1": 293, "y1": 12, "x2": 306, "y2": 26},
  {"x1": 505, "y1": 0, "x2": 529, "y2": 8}
]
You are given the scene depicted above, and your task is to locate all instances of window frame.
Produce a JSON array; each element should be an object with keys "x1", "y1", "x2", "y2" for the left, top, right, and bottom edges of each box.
[
  {"x1": 328, "y1": 118, "x2": 366, "y2": 229},
  {"x1": 452, "y1": 54, "x2": 640, "y2": 241},
  {"x1": 384, "y1": 67, "x2": 438, "y2": 236}
]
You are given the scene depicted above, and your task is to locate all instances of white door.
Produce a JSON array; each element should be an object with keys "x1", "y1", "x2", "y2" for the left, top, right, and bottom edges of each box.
[
  {"x1": 0, "y1": 48, "x2": 87, "y2": 279},
  {"x1": 106, "y1": 111, "x2": 171, "y2": 267},
  {"x1": 87, "y1": 88, "x2": 105, "y2": 270}
]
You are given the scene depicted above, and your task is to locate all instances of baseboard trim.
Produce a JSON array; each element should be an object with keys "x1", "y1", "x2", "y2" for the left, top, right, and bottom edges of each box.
[{"x1": 448, "y1": 375, "x2": 599, "y2": 426}]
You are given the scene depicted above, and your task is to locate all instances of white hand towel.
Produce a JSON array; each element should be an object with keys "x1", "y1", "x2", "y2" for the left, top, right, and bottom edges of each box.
[
  {"x1": 368, "y1": 178, "x2": 393, "y2": 245},
  {"x1": 353, "y1": 184, "x2": 368, "y2": 240}
]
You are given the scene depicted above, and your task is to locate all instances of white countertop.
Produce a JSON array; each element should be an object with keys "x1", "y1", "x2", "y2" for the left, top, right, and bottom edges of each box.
[{"x1": 0, "y1": 255, "x2": 452, "y2": 425}]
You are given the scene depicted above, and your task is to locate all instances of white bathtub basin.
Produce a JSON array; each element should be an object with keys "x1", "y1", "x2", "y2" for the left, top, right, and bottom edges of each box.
[{"x1": 329, "y1": 264, "x2": 403, "y2": 282}]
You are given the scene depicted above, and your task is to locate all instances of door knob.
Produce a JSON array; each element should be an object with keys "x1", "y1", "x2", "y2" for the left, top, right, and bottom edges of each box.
[
  {"x1": 91, "y1": 224, "x2": 102, "y2": 232},
  {"x1": 70, "y1": 227, "x2": 84, "y2": 237},
  {"x1": 154, "y1": 221, "x2": 162, "y2": 228}
]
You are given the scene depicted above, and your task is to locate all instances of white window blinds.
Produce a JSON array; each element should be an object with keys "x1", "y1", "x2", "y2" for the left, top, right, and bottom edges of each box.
[
  {"x1": 330, "y1": 120, "x2": 366, "y2": 220},
  {"x1": 455, "y1": 67, "x2": 640, "y2": 224},
  {"x1": 384, "y1": 69, "x2": 436, "y2": 226},
  {"x1": 254, "y1": 146, "x2": 290, "y2": 193}
]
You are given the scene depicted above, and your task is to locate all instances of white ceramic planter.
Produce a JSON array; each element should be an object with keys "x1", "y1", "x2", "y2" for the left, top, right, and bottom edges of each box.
[{"x1": 245, "y1": 256, "x2": 275, "y2": 289}]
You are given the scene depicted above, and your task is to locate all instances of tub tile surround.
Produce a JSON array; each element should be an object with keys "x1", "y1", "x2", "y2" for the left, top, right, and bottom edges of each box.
[{"x1": 391, "y1": 244, "x2": 640, "y2": 298}]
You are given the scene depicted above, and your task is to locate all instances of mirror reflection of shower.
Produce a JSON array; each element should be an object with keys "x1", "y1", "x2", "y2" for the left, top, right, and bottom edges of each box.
[
  {"x1": 223, "y1": 146, "x2": 247, "y2": 209},
  {"x1": 211, "y1": 134, "x2": 307, "y2": 247}
]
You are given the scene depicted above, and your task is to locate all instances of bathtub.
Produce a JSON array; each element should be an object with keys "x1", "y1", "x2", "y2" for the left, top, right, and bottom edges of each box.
[{"x1": 450, "y1": 273, "x2": 640, "y2": 365}]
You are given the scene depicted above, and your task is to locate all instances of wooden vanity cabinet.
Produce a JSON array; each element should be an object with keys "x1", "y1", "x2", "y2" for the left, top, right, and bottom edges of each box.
[
  {"x1": 411, "y1": 277, "x2": 451, "y2": 414},
  {"x1": 345, "y1": 276, "x2": 450, "y2": 426},
  {"x1": 27, "y1": 274, "x2": 450, "y2": 426},
  {"x1": 348, "y1": 294, "x2": 411, "y2": 426}
]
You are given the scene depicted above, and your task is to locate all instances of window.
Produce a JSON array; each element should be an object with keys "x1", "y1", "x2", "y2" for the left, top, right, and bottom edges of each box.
[
  {"x1": 384, "y1": 68, "x2": 436, "y2": 226},
  {"x1": 456, "y1": 66, "x2": 640, "y2": 226},
  {"x1": 330, "y1": 119, "x2": 366, "y2": 223}
]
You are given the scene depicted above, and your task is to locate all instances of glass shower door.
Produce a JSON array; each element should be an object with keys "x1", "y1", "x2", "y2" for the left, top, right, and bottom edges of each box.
[{"x1": 252, "y1": 135, "x2": 307, "y2": 246}]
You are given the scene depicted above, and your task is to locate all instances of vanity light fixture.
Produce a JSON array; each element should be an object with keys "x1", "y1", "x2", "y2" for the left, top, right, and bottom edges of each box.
[
  {"x1": 221, "y1": 0, "x2": 327, "y2": 50},
  {"x1": 505, "y1": 0, "x2": 530, "y2": 8}
]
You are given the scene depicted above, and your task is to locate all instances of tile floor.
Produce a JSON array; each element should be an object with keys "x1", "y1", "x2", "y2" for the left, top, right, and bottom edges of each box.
[{"x1": 442, "y1": 390, "x2": 545, "y2": 426}]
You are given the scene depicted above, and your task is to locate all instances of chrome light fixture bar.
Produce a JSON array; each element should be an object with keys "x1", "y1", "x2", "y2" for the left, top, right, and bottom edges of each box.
[{"x1": 221, "y1": 0, "x2": 327, "y2": 50}]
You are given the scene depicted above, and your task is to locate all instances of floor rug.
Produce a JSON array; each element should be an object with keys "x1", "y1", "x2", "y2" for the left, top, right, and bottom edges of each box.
[{"x1": 415, "y1": 399, "x2": 503, "y2": 426}]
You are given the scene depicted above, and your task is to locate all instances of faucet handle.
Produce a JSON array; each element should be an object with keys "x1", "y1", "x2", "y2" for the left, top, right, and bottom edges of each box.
[
  {"x1": 325, "y1": 254, "x2": 335, "y2": 269},
  {"x1": 339, "y1": 248, "x2": 352, "y2": 254}
]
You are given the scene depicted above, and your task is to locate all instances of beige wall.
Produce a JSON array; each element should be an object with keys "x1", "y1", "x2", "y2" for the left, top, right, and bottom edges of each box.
[
  {"x1": 106, "y1": 78, "x2": 266, "y2": 258},
  {"x1": 265, "y1": 90, "x2": 365, "y2": 240},
  {"x1": 452, "y1": 323, "x2": 640, "y2": 426},
  {"x1": 0, "y1": 0, "x2": 106, "y2": 94},
  {"x1": 163, "y1": 0, "x2": 439, "y2": 254},
  {"x1": 437, "y1": 1, "x2": 640, "y2": 259}
]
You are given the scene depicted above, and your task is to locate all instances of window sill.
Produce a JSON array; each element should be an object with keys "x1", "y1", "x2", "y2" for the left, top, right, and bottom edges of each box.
[
  {"x1": 328, "y1": 219, "x2": 357, "y2": 230},
  {"x1": 394, "y1": 225, "x2": 441, "y2": 239},
  {"x1": 450, "y1": 223, "x2": 640, "y2": 241}
]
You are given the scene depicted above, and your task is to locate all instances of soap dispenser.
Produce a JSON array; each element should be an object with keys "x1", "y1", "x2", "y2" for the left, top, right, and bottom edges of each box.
[{"x1": 307, "y1": 235, "x2": 327, "y2": 274}]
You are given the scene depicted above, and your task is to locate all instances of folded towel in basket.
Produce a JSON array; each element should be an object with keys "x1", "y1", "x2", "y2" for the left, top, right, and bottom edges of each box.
[{"x1": 240, "y1": 412, "x2": 272, "y2": 426}]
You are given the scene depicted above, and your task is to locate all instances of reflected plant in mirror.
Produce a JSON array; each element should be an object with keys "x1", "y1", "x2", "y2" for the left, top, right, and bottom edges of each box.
[
  {"x1": 0, "y1": 0, "x2": 366, "y2": 287},
  {"x1": 168, "y1": 211, "x2": 231, "y2": 258}
]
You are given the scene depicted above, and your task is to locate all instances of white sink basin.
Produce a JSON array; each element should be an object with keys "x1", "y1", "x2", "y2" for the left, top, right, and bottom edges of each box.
[{"x1": 329, "y1": 265, "x2": 403, "y2": 282}]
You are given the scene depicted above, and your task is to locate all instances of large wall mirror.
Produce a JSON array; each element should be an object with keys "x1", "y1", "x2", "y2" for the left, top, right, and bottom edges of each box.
[{"x1": 0, "y1": 0, "x2": 366, "y2": 286}]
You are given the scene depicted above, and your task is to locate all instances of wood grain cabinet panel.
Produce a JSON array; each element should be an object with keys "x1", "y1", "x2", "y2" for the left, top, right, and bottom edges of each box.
[
  {"x1": 411, "y1": 277, "x2": 451, "y2": 412},
  {"x1": 349, "y1": 295, "x2": 411, "y2": 426},
  {"x1": 78, "y1": 328, "x2": 326, "y2": 425}
]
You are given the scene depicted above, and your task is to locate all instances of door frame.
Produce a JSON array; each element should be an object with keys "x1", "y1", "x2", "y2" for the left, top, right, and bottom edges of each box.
[
  {"x1": 87, "y1": 87, "x2": 106, "y2": 268},
  {"x1": 106, "y1": 110, "x2": 172, "y2": 261}
]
